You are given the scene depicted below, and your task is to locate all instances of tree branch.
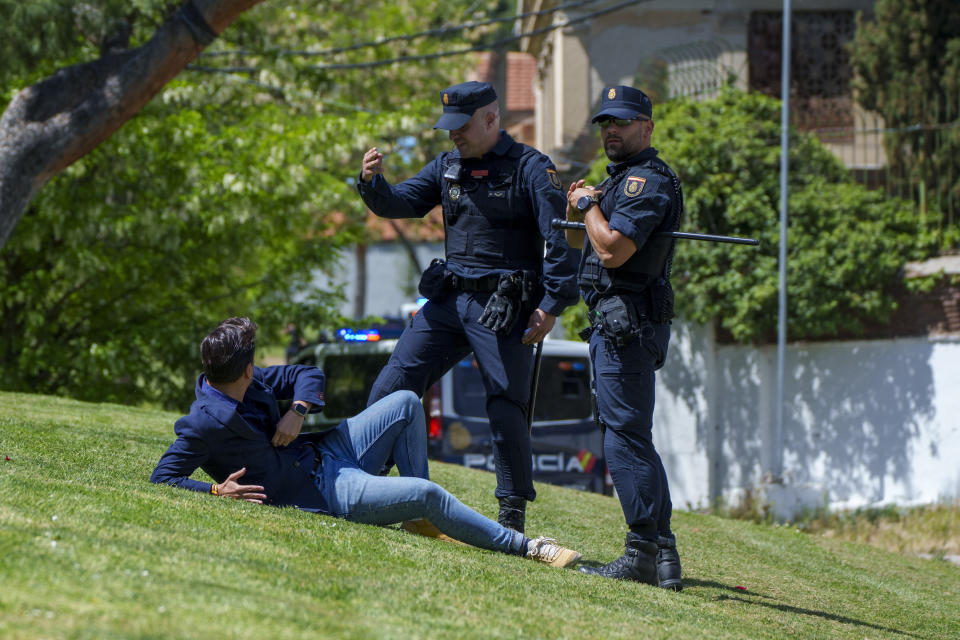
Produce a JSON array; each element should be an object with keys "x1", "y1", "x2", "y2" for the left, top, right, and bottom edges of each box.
[{"x1": 0, "y1": 0, "x2": 266, "y2": 250}]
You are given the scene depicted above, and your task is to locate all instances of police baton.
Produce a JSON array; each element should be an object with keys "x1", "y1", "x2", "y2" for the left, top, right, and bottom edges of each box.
[
  {"x1": 551, "y1": 219, "x2": 760, "y2": 246},
  {"x1": 527, "y1": 339, "x2": 544, "y2": 434}
]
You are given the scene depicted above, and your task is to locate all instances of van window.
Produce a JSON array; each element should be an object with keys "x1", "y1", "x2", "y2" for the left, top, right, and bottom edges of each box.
[
  {"x1": 452, "y1": 355, "x2": 592, "y2": 421},
  {"x1": 322, "y1": 353, "x2": 392, "y2": 419},
  {"x1": 452, "y1": 359, "x2": 486, "y2": 418},
  {"x1": 533, "y1": 356, "x2": 592, "y2": 420}
]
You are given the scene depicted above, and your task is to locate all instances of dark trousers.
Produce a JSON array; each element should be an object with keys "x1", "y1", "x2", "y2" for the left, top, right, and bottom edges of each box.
[
  {"x1": 590, "y1": 322, "x2": 673, "y2": 541},
  {"x1": 367, "y1": 291, "x2": 537, "y2": 500}
]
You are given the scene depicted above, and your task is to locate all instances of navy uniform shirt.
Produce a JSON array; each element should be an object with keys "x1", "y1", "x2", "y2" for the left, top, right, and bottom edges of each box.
[
  {"x1": 358, "y1": 131, "x2": 579, "y2": 317},
  {"x1": 579, "y1": 147, "x2": 673, "y2": 309}
]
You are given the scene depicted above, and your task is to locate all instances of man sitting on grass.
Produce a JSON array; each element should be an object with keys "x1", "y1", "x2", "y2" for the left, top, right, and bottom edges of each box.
[{"x1": 150, "y1": 316, "x2": 580, "y2": 568}]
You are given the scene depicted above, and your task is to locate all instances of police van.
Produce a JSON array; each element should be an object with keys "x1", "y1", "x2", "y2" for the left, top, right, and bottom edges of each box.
[{"x1": 292, "y1": 325, "x2": 610, "y2": 495}]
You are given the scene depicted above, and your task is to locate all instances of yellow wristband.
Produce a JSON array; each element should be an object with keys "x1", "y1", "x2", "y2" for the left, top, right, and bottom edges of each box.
[{"x1": 210, "y1": 483, "x2": 219, "y2": 496}]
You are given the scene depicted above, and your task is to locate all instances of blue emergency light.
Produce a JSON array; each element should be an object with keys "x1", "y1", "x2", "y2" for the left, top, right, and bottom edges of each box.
[{"x1": 337, "y1": 328, "x2": 381, "y2": 342}]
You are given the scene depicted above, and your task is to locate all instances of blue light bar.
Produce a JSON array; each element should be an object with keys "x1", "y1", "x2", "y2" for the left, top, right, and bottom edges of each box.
[{"x1": 337, "y1": 328, "x2": 381, "y2": 342}]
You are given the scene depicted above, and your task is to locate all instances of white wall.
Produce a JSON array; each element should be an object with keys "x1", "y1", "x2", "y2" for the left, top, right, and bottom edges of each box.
[
  {"x1": 316, "y1": 245, "x2": 960, "y2": 518},
  {"x1": 314, "y1": 242, "x2": 444, "y2": 319},
  {"x1": 656, "y1": 323, "x2": 960, "y2": 518}
]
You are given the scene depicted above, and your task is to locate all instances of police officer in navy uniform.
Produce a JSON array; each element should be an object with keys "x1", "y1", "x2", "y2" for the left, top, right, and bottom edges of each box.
[
  {"x1": 357, "y1": 81, "x2": 579, "y2": 533},
  {"x1": 564, "y1": 86, "x2": 683, "y2": 590}
]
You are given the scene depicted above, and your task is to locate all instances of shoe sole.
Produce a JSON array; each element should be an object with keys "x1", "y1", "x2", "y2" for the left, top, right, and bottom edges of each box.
[
  {"x1": 659, "y1": 579, "x2": 683, "y2": 591},
  {"x1": 548, "y1": 549, "x2": 582, "y2": 568},
  {"x1": 578, "y1": 565, "x2": 658, "y2": 585}
]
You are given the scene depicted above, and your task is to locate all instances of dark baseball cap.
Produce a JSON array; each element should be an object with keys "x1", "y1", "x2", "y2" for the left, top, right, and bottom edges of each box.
[
  {"x1": 591, "y1": 85, "x2": 653, "y2": 123},
  {"x1": 433, "y1": 81, "x2": 498, "y2": 130}
]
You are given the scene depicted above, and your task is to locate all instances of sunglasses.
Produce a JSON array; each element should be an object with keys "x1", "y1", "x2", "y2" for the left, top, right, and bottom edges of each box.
[{"x1": 597, "y1": 116, "x2": 650, "y2": 128}]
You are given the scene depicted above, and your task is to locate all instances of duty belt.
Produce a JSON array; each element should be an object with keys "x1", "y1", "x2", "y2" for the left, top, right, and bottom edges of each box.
[{"x1": 449, "y1": 274, "x2": 500, "y2": 292}]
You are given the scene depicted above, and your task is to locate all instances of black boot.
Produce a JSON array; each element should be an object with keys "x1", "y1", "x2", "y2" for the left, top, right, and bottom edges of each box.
[
  {"x1": 497, "y1": 496, "x2": 526, "y2": 534},
  {"x1": 578, "y1": 540, "x2": 657, "y2": 585},
  {"x1": 656, "y1": 534, "x2": 683, "y2": 591}
]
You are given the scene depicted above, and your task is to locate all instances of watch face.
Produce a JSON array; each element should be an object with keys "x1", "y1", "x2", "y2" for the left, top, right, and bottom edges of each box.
[
  {"x1": 577, "y1": 195, "x2": 595, "y2": 212},
  {"x1": 293, "y1": 403, "x2": 308, "y2": 416}
]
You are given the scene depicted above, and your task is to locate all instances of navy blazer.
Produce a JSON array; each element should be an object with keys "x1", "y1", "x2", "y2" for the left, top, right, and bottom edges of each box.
[{"x1": 150, "y1": 365, "x2": 331, "y2": 513}]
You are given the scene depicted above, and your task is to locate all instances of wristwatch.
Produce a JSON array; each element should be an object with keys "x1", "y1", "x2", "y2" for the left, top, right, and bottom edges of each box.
[
  {"x1": 576, "y1": 194, "x2": 599, "y2": 212},
  {"x1": 292, "y1": 402, "x2": 309, "y2": 417}
]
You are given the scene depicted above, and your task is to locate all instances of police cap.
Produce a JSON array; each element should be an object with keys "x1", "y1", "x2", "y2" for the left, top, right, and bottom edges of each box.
[
  {"x1": 433, "y1": 81, "x2": 498, "y2": 130},
  {"x1": 591, "y1": 86, "x2": 653, "y2": 123}
]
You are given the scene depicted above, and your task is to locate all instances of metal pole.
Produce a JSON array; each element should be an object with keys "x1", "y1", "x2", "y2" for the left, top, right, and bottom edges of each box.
[{"x1": 776, "y1": 0, "x2": 791, "y2": 480}]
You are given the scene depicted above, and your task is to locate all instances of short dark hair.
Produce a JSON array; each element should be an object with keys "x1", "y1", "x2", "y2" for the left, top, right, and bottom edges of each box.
[{"x1": 201, "y1": 317, "x2": 258, "y2": 383}]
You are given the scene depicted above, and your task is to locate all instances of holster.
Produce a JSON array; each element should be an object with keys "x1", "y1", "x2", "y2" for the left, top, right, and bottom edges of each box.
[
  {"x1": 519, "y1": 270, "x2": 543, "y2": 314},
  {"x1": 594, "y1": 295, "x2": 645, "y2": 348},
  {"x1": 417, "y1": 258, "x2": 450, "y2": 300}
]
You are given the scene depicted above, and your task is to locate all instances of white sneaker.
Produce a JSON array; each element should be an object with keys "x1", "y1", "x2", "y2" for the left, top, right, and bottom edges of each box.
[{"x1": 525, "y1": 537, "x2": 581, "y2": 568}]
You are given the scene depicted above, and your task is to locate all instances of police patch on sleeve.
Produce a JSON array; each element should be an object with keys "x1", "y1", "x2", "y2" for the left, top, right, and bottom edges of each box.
[
  {"x1": 546, "y1": 168, "x2": 562, "y2": 190},
  {"x1": 624, "y1": 176, "x2": 646, "y2": 197}
]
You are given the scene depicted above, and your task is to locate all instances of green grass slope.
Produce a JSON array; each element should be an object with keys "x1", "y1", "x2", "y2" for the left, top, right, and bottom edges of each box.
[{"x1": 1, "y1": 390, "x2": 958, "y2": 639}]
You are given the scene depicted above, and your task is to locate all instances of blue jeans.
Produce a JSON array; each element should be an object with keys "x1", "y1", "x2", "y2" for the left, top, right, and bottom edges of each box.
[{"x1": 314, "y1": 391, "x2": 526, "y2": 554}]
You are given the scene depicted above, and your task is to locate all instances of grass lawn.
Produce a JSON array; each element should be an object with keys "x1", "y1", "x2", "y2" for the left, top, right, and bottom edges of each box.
[{"x1": 1, "y1": 390, "x2": 958, "y2": 639}]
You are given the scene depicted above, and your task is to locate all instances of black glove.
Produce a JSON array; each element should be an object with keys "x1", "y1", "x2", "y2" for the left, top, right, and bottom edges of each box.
[{"x1": 478, "y1": 272, "x2": 523, "y2": 335}]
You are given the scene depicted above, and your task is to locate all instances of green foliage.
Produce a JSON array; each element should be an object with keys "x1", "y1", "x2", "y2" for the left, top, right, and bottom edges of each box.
[
  {"x1": 564, "y1": 89, "x2": 939, "y2": 344},
  {"x1": 2, "y1": 390, "x2": 959, "y2": 639},
  {"x1": 0, "y1": 1, "x2": 503, "y2": 408},
  {"x1": 848, "y1": 0, "x2": 960, "y2": 242},
  {"x1": 0, "y1": 0, "x2": 173, "y2": 89},
  {"x1": 0, "y1": 98, "x2": 343, "y2": 408}
]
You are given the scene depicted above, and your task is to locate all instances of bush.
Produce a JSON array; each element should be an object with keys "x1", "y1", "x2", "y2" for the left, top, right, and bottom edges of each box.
[{"x1": 563, "y1": 89, "x2": 940, "y2": 343}]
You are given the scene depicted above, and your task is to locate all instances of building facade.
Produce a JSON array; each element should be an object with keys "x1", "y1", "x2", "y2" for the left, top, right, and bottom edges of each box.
[{"x1": 516, "y1": 0, "x2": 879, "y2": 175}]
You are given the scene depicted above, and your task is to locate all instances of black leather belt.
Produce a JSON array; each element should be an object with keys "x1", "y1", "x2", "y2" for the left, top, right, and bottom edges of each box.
[{"x1": 449, "y1": 274, "x2": 500, "y2": 292}]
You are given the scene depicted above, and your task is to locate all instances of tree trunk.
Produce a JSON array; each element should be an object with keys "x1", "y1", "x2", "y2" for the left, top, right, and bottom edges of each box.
[
  {"x1": 354, "y1": 243, "x2": 368, "y2": 319},
  {"x1": 388, "y1": 219, "x2": 423, "y2": 274},
  {"x1": 0, "y1": 0, "x2": 265, "y2": 250}
]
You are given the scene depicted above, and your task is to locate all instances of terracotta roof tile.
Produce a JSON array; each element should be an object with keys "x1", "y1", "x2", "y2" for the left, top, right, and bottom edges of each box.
[
  {"x1": 506, "y1": 52, "x2": 536, "y2": 113},
  {"x1": 471, "y1": 51, "x2": 536, "y2": 113}
]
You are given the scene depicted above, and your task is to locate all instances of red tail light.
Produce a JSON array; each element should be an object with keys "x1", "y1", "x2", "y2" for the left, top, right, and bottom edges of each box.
[{"x1": 425, "y1": 382, "x2": 442, "y2": 440}]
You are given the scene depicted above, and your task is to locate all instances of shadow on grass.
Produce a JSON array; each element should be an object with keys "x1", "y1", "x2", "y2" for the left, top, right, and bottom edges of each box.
[
  {"x1": 685, "y1": 578, "x2": 925, "y2": 638},
  {"x1": 576, "y1": 559, "x2": 606, "y2": 569}
]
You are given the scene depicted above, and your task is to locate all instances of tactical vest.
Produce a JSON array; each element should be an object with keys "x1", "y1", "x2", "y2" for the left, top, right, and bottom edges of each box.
[
  {"x1": 579, "y1": 156, "x2": 684, "y2": 319},
  {"x1": 439, "y1": 147, "x2": 543, "y2": 273}
]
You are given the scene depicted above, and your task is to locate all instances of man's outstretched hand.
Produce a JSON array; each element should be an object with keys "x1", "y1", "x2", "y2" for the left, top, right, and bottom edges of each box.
[{"x1": 214, "y1": 467, "x2": 267, "y2": 503}]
